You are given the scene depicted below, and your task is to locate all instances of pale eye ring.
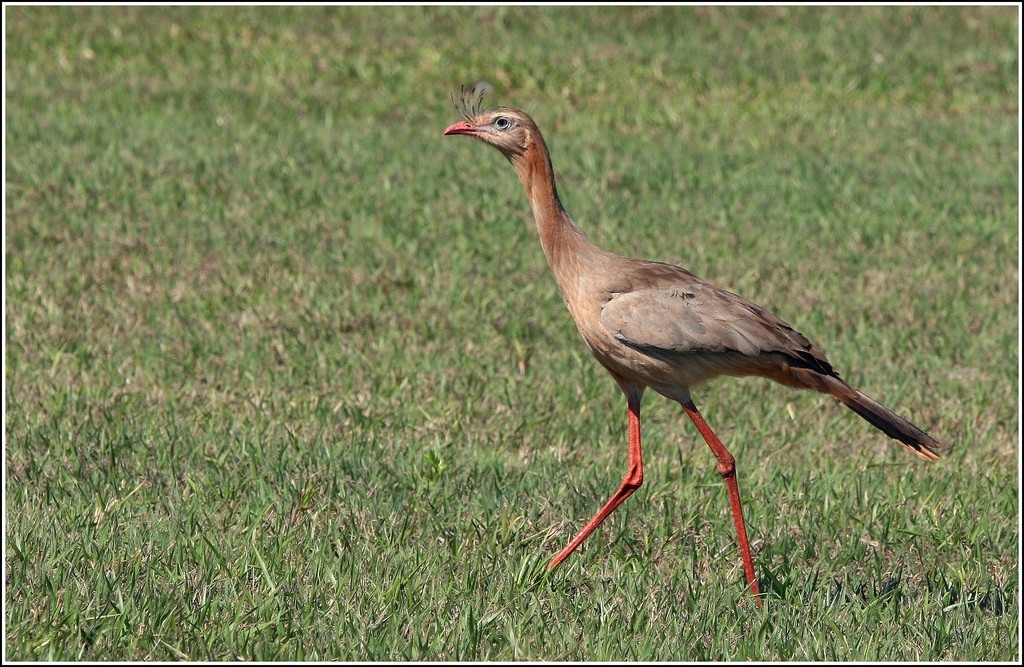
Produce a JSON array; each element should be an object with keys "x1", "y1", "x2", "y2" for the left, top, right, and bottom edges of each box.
[{"x1": 494, "y1": 117, "x2": 512, "y2": 130}]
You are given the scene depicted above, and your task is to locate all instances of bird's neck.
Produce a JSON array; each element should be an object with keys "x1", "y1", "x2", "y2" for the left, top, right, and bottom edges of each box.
[{"x1": 510, "y1": 138, "x2": 602, "y2": 291}]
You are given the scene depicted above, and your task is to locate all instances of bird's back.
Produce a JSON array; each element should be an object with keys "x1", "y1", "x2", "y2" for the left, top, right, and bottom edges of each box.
[{"x1": 563, "y1": 253, "x2": 839, "y2": 398}]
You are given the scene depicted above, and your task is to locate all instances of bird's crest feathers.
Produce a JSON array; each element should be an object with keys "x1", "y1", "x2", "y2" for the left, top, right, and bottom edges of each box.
[{"x1": 452, "y1": 83, "x2": 491, "y2": 122}]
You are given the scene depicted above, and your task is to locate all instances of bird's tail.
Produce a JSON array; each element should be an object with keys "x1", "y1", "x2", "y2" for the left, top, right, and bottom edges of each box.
[{"x1": 824, "y1": 377, "x2": 947, "y2": 461}]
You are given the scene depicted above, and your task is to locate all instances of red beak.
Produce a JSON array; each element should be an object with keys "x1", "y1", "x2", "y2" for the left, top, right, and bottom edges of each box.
[{"x1": 443, "y1": 121, "x2": 477, "y2": 136}]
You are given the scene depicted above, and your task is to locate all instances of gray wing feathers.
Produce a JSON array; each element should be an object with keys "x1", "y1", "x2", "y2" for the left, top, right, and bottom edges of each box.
[{"x1": 601, "y1": 285, "x2": 814, "y2": 360}]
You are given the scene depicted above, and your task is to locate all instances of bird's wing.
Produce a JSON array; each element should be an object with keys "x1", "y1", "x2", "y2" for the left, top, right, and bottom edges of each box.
[{"x1": 600, "y1": 278, "x2": 834, "y2": 375}]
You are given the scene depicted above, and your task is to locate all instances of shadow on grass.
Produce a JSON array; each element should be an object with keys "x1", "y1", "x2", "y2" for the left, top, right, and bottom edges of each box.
[{"x1": 758, "y1": 566, "x2": 1010, "y2": 616}]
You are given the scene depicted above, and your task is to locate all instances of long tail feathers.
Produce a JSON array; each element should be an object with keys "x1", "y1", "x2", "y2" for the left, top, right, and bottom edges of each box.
[{"x1": 827, "y1": 379, "x2": 947, "y2": 461}]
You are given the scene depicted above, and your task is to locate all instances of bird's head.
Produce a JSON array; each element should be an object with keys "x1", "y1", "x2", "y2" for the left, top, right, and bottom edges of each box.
[{"x1": 443, "y1": 85, "x2": 539, "y2": 162}]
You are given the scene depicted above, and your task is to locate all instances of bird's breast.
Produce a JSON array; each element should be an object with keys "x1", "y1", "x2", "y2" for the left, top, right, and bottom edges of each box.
[{"x1": 566, "y1": 294, "x2": 668, "y2": 386}]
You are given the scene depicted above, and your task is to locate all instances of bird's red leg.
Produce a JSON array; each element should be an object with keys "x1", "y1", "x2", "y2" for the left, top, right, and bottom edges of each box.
[
  {"x1": 547, "y1": 388, "x2": 644, "y2": 571},
  {"x1": 681, "y1": 399, "x2": 763, "y2": 607}
]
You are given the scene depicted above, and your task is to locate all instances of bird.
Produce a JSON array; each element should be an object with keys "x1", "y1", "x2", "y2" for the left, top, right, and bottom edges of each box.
[{"x1": 442, "y1": 85, "x2": 946, "y2": 606}]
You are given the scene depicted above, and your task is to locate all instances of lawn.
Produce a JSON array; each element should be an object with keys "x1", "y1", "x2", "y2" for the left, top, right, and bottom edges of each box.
[{"x1": 4, "y1": 5, "x2": 1019, "y2": 661}]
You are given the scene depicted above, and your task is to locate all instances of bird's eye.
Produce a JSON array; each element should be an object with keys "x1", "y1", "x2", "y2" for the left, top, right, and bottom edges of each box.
[{"x1": 494, "y1": 117, "x2": 512, "y2": 130}]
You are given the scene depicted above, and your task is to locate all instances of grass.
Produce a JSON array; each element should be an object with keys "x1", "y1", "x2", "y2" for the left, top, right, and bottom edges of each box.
[{"x1": 4, "y1": 4, "x2": 1019, "y2": 661}]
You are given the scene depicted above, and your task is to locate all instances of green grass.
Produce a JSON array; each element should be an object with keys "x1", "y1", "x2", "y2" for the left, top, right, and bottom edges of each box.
[{"x1": 4, "y1": 5, "x2": 1018, "y2": 661}]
